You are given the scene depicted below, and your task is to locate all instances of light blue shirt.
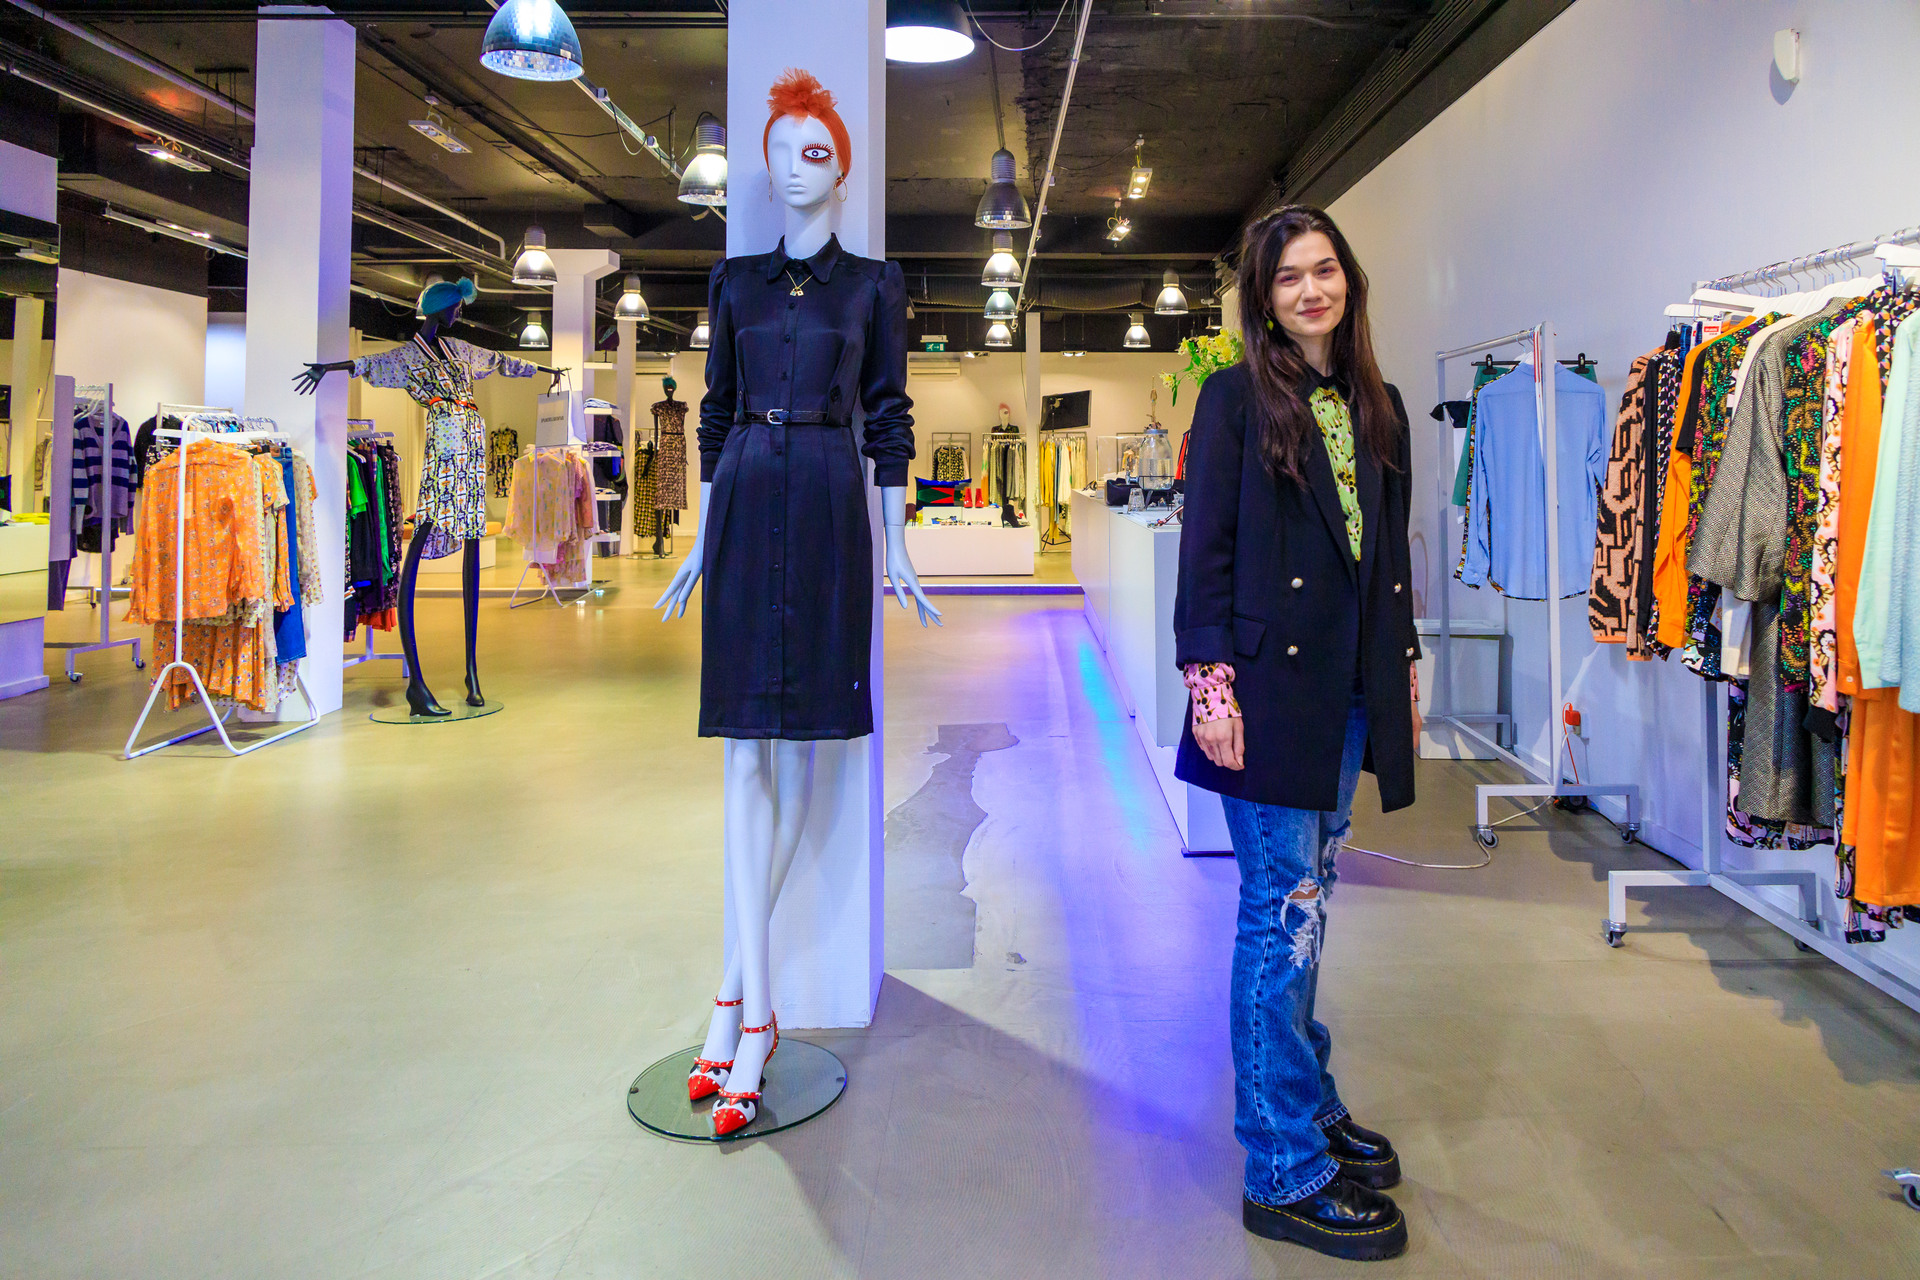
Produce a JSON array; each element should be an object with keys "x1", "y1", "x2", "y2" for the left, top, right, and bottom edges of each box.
[
  {"x1": 1859, "y1": 311, "x2": 1920, "y2": 704},
  {"x1": 1460, "y1": 360, "x2": 1609, "y2": 600}
]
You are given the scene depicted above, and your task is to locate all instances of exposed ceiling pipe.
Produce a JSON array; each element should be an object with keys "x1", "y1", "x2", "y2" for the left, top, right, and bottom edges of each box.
[{"x1": 1014, "y1": 0, "x2": 1094, "y2": 314}]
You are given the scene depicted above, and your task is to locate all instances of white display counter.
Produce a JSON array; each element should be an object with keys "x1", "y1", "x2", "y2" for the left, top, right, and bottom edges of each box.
[
  {"x1": 0, "y1": 522, "x2": 49, "y2": 575},
  {"x1": 902, "y1": 523, "x2": 1036, "y2": 576},
  {"x1": 1069, "y1": 489, "x2": 1231, "y2": 855}
]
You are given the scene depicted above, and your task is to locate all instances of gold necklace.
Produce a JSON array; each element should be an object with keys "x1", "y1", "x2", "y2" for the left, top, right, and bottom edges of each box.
[{"x1": 783, "y1": 264, "x2": 808, "y2": 297}]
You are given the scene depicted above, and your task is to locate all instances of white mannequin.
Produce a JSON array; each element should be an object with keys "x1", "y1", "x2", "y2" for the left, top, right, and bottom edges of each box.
[{"x1": 655, "y1": 109, "x2": 941, "y2": 1134}]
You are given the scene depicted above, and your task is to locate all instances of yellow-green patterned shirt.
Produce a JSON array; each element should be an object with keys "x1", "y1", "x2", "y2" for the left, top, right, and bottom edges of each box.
[{"x1": 1310, "y1": 386, "x2": 1362, "y2": 560}]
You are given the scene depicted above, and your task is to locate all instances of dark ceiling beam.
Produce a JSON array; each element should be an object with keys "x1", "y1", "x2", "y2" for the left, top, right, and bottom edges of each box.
[{"x1": 888, "y1": 213, "x2": 1242, "y2": 261}]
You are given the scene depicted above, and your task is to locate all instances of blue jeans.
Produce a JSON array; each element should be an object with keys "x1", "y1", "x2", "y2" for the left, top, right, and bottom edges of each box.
[{"x1": 1220, "y1": 696, "x2": 1368, "y2": 1205}]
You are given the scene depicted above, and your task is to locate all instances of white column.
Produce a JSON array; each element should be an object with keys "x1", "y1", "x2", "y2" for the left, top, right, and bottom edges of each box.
[
  {"x1": 615, "y1": 318, "x2": 637, "y2": 555},
  {"x1": 547, "y1": 249, "x2": 619, "y2": 390},
  {"x1": 729, "y1": 0, "x2": 886, "y2": 1029},
  {"x1": 243, "y1": 8, "x2": 355, "y2": 718},
  {"x1": 1023, "y1": 314, "x2": 1043, "y2": 510}
]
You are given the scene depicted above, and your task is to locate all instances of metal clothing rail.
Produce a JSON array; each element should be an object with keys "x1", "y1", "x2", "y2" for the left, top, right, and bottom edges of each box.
[
  {"x1": 124, "y1": 409, "x2": 319, "y2": 759},
  {"x1": 1698, "y1": 222, "x2": 1920, "y2": 293},
  {"x1": 344, "y1": 426, "x2": 404, "y2": 673},
  {"x1": 510, "y1": 444, "x2": 596, "y2": 608},
  {"x1": 1432, "y1": 322, "x2": 1640, "y2": 847},
  {"x1": 58, "y1": 380, "x2": 144, "y2": 682}
]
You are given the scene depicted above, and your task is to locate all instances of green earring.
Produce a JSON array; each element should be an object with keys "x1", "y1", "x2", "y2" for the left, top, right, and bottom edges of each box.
[{"x1": 1264, "y1": 316, "x2": 1275, "y2": 331}]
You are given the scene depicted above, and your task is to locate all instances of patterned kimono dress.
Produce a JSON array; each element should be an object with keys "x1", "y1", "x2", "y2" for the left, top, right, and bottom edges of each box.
[{"x1": 353, "y1": 334, "x2": 539, "y2": 558}]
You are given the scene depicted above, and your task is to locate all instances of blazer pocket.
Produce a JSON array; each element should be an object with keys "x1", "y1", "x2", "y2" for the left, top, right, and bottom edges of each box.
[{"x1": 1232, "y1": 614, "x2": 1266, "y2": 657}]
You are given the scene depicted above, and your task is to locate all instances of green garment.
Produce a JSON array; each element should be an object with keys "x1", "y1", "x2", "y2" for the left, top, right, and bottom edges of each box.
[
  {"x1": 1451, "y1": 359, "x2": 1595, "y2": 506},
  {"x1": 1309, "y1": 386, "x2": 1363, "y2": 560}
]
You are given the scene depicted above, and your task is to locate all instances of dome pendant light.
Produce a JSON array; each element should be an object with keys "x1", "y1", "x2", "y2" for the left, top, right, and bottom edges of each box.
[
  {"x1": 886, "y1": 0, "x2": 976, "y2": 63},
  {"x1": 690, "y1": 309, "x2": 711, "y2": 350},
  {"x1": 981, "y1": 231, "x2": 1020, "y2": 287},
  {"x1": 983, "y1": 288, "x2": 1016, "y2": 321},
  {"x1": 975, "y1": 148, "x2": 1031, "y2": 230},
  {"x1": 984, "y1": 320, "x2": 1014, "y2": 349},
  {"x1": 1154, "y1": 269, "x2": 1190, "y2": 316},
  {"x1": 677, "y1": 115, "x2": 728, "y2": 208},
  {"x1": 480, "y1": 0, "x2": 584, "y2": 82},
  {"x1": 1124, "y1": 312, "x2": 1151, "y2": 350},
  {"x1": 520, "y1": 310, "x2": 550, "y2": 349},
  {"x1": 615, "y1": 273, "x2": 649, "y2": 322},
  {"x1": 513, "y1": 226, "x2": 557, "y2": 288}
]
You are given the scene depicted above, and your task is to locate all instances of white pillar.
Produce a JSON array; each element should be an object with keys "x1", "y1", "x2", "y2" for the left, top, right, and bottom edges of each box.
[
  {"x1": 1023, "y1": 314, "x2": 1043, "y2": 512},
  {"x1": 243, "y1": 9, "x2": 355, "y2": 718},
  {"x1": 729, "y1": 0, "x2": 886, "y2": 1029},
  {"x1": 615, "y1": 317, "x2": 637, "y2": 555},
  {"x1": 547, "y1": 249, "x2": 620, "y2": 390}
]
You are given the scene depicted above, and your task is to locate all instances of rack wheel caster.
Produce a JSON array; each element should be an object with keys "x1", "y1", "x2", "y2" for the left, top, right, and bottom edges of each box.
[
  {"x1": 1618, "y1": 824, "x2": 1640, "y2": 844},
  {"x1": 1553, "y1": 794, "x2": 1590, "y2": 814},
  {"x1": 1883, "y1": 1169, "x2": 1920, "y2": 1208},
  {"x1": 1603, "y1": 920, "x2": 1626, "y2": 948},
  {"x1": 134, "y1": 658, "x2": 145, "y2": 670},
  {"x1": 1793, "y1": 938, "x2": 1814, "y2": 953},
  {"x1": 67, "y1": 672, "x2": 81, "y2": 683},
  {"x1": 1473, "y1": 825, "x2": 1498, "y2": 849}
]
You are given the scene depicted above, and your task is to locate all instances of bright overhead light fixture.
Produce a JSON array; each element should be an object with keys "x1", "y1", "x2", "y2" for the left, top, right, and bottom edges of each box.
[
  {"x1": 981, "y1": 231, "x2": 1019, "y2": 287},
  {"x1": 1124, "y1": 312, "x2": 1151, "y2": 349},
  {"x1": 137, "y1": 140, "x2": 211, "y2": 172},
  {"x1": 409, "y1": 96, "x2": 470, "y2": 154},
  {"x1": 677, "y1": 115, "x2": 728, "y2": 207},
  {"x1": 101, "y1": 206, "x2": 241, "y2": 256},
  {"x1": 1061, "y1": 349, "x2": 1086, "y2": 358},
  {"x1": 1154, "y1": 269, "x2": 1189, "y2": 315},
  {"x1": 886, "y1": 0, "x2": 975, "y2": 63},
  {"x1": 480, "y1": 0, "x2": 584, "y2": 81},
  {"x1": 615, "y1": 273, "x2": 649, "y2": 322},
  {"x1": 1106, "y1": 199, "x2": 1131, "y2": 243},
  {"x1": 513, "y1": 225, "x2": 557, "y2": 288},
  {"x1": 520, "y1": 310, "x2": 550, "y2": 349},
  {"x1": 984, "y1": 321, "x2": 1014, "y2": 349},
  {"x1": 983, "y1": 288, "x2": 1016, "y2": 321},
  {"x1": 1126, "y1": 136, "x2": 1151, "y2": 199},
  {"x1": 690, "y1": 309, "x2": 711, "y2": 350},
  {"x1": 975, "y1": 148, "x2": 1031, "y2": 229}
]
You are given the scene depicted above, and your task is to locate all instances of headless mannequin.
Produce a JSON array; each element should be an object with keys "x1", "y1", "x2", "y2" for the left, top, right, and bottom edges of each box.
[
  {"x1": 655, "y1": 111, "x2": 942, "y2": 1132},
  {"x1": 295, "y1": 299, "x2": 560, "y2": 717}
]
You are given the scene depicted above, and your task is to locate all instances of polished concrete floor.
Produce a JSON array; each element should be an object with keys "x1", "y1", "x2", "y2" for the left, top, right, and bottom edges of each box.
[{"x1": 6, "y1": 559, "x2": 1920, "y2": 1279}]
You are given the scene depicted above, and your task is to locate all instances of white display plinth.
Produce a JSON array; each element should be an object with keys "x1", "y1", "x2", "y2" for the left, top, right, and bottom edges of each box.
[
  {"x1": 1070, "y1": 490, "x2": 1231, "y2": 855},
  {"x1": 418, "y1": 536, "x2": 497, "y2": 574},
  {"x1": 0, "y1": 522, "x2": 49, "y2": 574},
  {"x1": 901, "y1": 524, "x2": 1035, "y2": 576}
]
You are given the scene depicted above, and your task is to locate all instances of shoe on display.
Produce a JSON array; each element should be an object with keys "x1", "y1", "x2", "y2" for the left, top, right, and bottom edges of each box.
[
  {"x1": 1242, "y1": 1176, "x2": 1408, "y2": 1261},
  {"x1": 1326, "y1": 1115, "x2": 1401, "y2": 1189}
]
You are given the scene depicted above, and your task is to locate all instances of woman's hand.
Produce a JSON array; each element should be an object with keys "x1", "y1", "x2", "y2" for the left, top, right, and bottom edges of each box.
[
  {"x1": 1194, "y1": 714, "x2": 1245, "y2": 771},
  {"x1": 1410, "y1": 662, "x2": 1423, "y2": 742}
]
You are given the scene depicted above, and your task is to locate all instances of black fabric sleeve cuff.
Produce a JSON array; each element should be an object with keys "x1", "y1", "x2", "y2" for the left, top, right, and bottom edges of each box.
[
  {"x1": 1175, "y1": 625, "x2": 1233, "y2": 667},
  {"x1": 700, "y1": 454, "x2": 719, "y2": 483},
  {"x1": 874, "y1": 463, "x2": 909, "y2": 489}
]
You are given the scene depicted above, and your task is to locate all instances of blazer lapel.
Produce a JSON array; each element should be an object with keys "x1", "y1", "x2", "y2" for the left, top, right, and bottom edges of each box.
[
  {"x1": 1304, "y1": 431, "x2": 1358, "y2": 583},
  {"x1": 1354, "y1": 436, "x2": 1384, "y2": 591}
]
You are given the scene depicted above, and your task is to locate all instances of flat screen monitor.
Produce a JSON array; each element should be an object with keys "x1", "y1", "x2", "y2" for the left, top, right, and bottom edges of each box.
[{"x1": 1040, "y1": 389, "x2": 1090, "y2": 432}]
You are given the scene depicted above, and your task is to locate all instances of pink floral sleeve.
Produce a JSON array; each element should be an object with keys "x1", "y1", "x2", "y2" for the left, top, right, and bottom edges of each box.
[{"x1": 1183, "y1": 662, "x2": 1241, "y2": 723}]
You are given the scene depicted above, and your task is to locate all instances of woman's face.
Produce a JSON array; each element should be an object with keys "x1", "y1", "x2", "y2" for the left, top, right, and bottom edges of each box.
[
  {"x1": 766, "y1": 113, "x2": 842, "y2": 211},
  {"x1": 1267, "y1": 230, "x2": 1347, "y2": 343}
]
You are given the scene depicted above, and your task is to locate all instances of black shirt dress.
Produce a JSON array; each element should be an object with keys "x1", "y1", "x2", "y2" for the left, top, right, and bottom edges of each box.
[{"x1": 696, "y1": 235, "x2": 915, "y2": 740}]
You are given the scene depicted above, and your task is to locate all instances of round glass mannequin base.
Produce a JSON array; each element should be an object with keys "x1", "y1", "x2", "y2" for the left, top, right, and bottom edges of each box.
[
  {"x1": 628, "y1": 1041, "x2": 847, "y2": 1143},
  {"x1": 368, "y1": 699, "x2": 505, "y2": 725}
]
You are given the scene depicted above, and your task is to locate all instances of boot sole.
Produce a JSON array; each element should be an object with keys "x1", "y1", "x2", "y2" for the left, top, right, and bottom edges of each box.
[
  {"x1": 1337, "y1": 1152, "x2": 1402, "y2": 1190},
  {"x1": 1243, "y1": 1198, "x2": 1408, "y2": 1261}
]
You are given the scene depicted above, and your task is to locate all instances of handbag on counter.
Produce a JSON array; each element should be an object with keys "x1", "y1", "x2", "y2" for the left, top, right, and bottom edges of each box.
[{"x1": 916, "y1": 477, "x2": 969, "y2": 507}]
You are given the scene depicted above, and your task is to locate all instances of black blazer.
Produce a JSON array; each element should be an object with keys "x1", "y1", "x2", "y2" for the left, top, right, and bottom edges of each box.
[{"x1": 1172, "y1": 363, "x2": 1421, "y2": 812}]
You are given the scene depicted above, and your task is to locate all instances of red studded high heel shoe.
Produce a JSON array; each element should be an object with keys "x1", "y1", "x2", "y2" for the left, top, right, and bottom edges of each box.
[
  {"x1": 687, "y1": 997, "x2": 743, "y2": 1103},
  {"x1": 710, "y1": 1015, "x2": 778, "y2": 1137}
]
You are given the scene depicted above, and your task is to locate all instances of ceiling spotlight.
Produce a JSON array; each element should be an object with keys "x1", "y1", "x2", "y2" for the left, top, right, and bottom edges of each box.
[
  {"x1": 677, "y1": 114, "x2": 728, "y2": 207},
  {"x1": 984, "y1": 288, "x2": 1016, "y2": 321},
  {"x1": 1106, "y1": 199, "x2": 1131, "y2": 243},
  {"x1": 1127, "y1": 136, "x2": 1151, "y2": 199},
  {"x1": 981, "y1": 231, "x2": 1020, "y2": 287},
  {"x1": 1061, "y1": 349, "x2": 1086, "y2": 358},
  {"x1": 886, "y1": 0, "x2": 976, "y2": 63},
  {"x1": 1124, "y1": 312, "x2": 1150, "y2": 349},
  {"x1": 984, "y1": 320, "x2": 1014, "y2": 349},
  {"x1": 137, "y1": 140, "x2": 211, "y2": 172},
  {"x1": 520, "y1": 310, "x2": 550, "y2": 349},
  {"x1": 690, "y1": 309, "x2": 711, "y2": 350},
  {"x1": 409, "y1": 96, "x2": 471, "y2": 154},
  {"x1": 480, "y1": 0, "x2": 584, "y2": 81},
  {"x1": 615, "y1": 273, "x2": 649, "y2": 322},
  {"x1": 975, "y1": 147, "x2": 1031, "y2": 229},
  {"x1": 513, "y1": 226, "x2": 557, "y2": 288},
  {"x1": 1154, "y1": 269, "x2": 1189, "y2": 316}
]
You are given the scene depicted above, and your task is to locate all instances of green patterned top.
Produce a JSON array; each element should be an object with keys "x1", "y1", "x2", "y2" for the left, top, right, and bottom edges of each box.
[{"x1": 1310, "y1": 386, "x2": 1362, "y2": 560}]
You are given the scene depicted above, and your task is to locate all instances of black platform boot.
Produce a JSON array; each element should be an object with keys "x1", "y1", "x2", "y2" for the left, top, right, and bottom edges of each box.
[
  {"x1": 1326, "y1": 1116, "x2": 1401, "y2": 1189},
  {"x1": 1243, "y1": 1176, "x2": 1407, "y2": 1261}
]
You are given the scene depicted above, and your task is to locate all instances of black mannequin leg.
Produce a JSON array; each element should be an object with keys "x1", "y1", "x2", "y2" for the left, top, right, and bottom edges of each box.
[
  {"x1": 398, "y1": 519, "x2": 451, "y2": 718},
  {"x1": 462, "y1": 536, "x2": 484, "y2": 706}
]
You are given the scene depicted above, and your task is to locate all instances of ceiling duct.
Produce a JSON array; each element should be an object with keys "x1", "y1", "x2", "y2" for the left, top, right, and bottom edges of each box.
[{"x1": 1024, "y1": 277, "x2": 1153, "y2": 312}]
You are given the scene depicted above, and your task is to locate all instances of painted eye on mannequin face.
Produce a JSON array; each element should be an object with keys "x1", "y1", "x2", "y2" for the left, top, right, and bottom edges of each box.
[{"x1": 801, "y1": 144, "x2": 835, "y2": 166}]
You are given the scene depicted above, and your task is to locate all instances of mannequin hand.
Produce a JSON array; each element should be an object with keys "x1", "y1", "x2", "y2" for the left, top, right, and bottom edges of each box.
[
  {"x1": 882, "y1": 525, "x2": 942, "y2": 628},
  {"x1": 547, "y1": 370, "x2": 564, "y2": 392},
  {"x1": 293, "y1": 362, "x2": 342, "y2": 396},
  {"x1": 655, "y1": 540, "x2": 702, "y2": 620},
  {"x1": 1194, "y1": 715, "x2": 1245, "y2": 771}
]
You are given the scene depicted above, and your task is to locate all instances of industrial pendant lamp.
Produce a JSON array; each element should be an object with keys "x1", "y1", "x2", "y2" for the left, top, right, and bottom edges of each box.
[
  {"x1": 975, "y1": 148, "x2": 1031, "y2": 229},
  {"x1": 1123, "y1": 312, "x2": 1151, "y2": 349},
  {"x1": 984, "y1": 320, "x2": 1014, "y2": 349},
  {"x1": 983, "y1": 288, "x2": 1016, "y2": 321},
  {"x1": 520, "y1": 310, "x2": 550, "y2": 349},
  {"x1": 615, "y1": 273, "x2": 650, "y2": 322},
  {"x1": 690, "y1": 309, "x2": 711, "y2": 350},
  {"x1": 513, "y1": 226, "x2": 557, "y2": 288},
  {"x1": 886, "y1": 0, "x2": 975, "y2": 63},
  {"x1": 677, "y1": 115, "x2": 728, "y2": 207},
  {"x1": 981, "y1": 231, "x2": 1019, "y2": 287},
  {"x1": 480, "y1": 0, "x2": 584, "y2": 82},
  {"x1": 1154, "y1": 269, "x2": 1190, "y2": 315}
]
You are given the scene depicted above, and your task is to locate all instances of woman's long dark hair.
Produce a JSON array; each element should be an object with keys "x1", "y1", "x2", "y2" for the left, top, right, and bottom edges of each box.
[{"x1": 1235, "y1": 205, "x2": 1397, "y2": 486}]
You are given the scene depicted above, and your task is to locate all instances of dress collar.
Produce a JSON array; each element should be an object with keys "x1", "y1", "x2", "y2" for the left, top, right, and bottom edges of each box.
[
  {"x1": 1303, "y1": 365, "x2": 1351, "y2": 401},
  {"x1": 765, "y1": 234, "x2": 843, "y2": 283}
]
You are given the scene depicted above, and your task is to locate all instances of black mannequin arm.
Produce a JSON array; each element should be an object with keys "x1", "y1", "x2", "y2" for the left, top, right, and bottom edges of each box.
[{"x1": 293, "y1": 360, "x2": 352, "y2": 396}]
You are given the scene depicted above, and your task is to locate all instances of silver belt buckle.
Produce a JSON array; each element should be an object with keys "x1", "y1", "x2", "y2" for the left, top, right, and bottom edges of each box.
[{"x1": 764, "y1": 409, "x2": 788, "y2": 426}]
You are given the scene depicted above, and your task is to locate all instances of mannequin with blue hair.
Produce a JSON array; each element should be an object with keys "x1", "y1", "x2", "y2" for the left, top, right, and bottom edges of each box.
[{"x1": 296, "y1": 277, "x2": 561, "y2": 717}]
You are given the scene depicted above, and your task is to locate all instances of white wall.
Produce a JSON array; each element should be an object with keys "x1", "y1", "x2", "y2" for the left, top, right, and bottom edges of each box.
[
  {"x1": 1328, "y1": 0, "x2": 1920, "y2": 974},
  {"x1": 204, "y1": 312, "x2": 246, "y2": 411},
  {"x1": 52, "y1": 269, "x2": 206, "y2": 425}
]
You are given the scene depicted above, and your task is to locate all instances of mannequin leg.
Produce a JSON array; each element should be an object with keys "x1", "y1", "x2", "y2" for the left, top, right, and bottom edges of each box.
[
  {"x1": 461, "y1": 536, "x2": 484, "y2": 706},
  {"x1": 398, "y1": 519, "x2": 450, "y2": 718}
]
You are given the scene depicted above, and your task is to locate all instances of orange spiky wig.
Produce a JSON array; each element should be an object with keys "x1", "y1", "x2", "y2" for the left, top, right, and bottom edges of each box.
[{"x1": 762, "y1": 68, "x2": 852, "y2": 181}]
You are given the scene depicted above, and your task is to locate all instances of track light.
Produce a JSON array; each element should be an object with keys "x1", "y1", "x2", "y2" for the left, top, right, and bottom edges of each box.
[
  {"x1": 409, "y1": 96, "x2": 470, "y2": 154},
  {"x1": 677, "y1": 115, "x2": 728, "y2": 207},
  {"x1": 1124, "y1": 312, "x2": 1150, "y2": 349},
  {"x1": 615, "y1": 273, "x2": 649, "y2": 322},
  {"x1": 1154, "y1": 270, "x2": 1189, "y2": 316},
  {"x1": 984, "y1": 288, "x2": 1016, "y2": 321},
  {"x1": 513, "y1": 226, "x2": 557, "y2": 288},
  {"x1": 690, "y1": 309, "x2": 711, "y2": 350},
  {"x1": 1127, "y1": 136, "x2": 1151, "y2": 199},
  {"x1": 1106, "y1": 199, "x2": 1131, "y2": 243},
  {"x1": 984, "y1": 320, "x2": 1014, "y2": 348},
  {"x1": 137, "y1": 140, "x2": 211, "y2": 172},
  {"x1": 982, "y1": 231, "x2": 1020, "y2": 287},
  {"x1": 480, "y1": 0, "x2": 584, "y2": 82},
  {"x1": 520, "y1": 310, "x2": 550, "y2": 349},
  {"x1": 975, "y1": 148, "x2": 1031, "y2": 229},
  {"x1": 886, "y1": 0, "x2": 976, "y2": 63}
]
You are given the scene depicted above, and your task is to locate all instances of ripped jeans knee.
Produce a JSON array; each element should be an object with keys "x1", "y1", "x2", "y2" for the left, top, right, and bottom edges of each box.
[{"x1": 1283, "y1": 876, "x2": 1327, "y2": 970}]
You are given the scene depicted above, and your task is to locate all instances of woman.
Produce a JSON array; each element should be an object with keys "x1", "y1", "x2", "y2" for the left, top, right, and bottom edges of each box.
[{"x1": 1173, "y1": 206, "x2": 1421, "y2": 1262}]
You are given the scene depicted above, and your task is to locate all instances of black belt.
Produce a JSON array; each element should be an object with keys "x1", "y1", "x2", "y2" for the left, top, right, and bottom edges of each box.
[{"x1": 737, "y1": 409, "x2": 844, "y2": 427}]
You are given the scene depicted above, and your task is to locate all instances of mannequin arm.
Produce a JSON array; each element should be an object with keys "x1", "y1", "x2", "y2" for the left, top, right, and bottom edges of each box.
[
  {"x1": 293, "y1": 360, "x2": 352, "y2": 396},
  {"x1": 654, "y1": 481, "x2": 710, "y2": 619},
  {"x1": 882, "y1": 487, "x2": 943, "y2": 628}
]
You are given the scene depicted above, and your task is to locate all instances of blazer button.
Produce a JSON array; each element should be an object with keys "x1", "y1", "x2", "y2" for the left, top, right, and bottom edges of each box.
[
  {"x1": 1405, "y1": 646, "x2": 1415, "y2": 657},
  {"x1": 1287, "y1": 645, "x2": 1299, "y2": 656},
  {"x1": 1291, "y1": 577, "x2": 1303, "y2": 589},
  {"x1": 1393, "y1": 583, "x2": 1402, "y2": 593}
]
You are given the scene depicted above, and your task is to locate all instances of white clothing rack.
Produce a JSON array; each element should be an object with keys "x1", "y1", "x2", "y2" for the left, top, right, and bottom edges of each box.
[
  {"x1": 124, "y1": 407, "x2": 319, "y2": 759},
  {"x1": 1432, "y1": 322, "x2": 1640, "y2": 847},
  {"x1": 57, "y1": 380, "x2": 144, "y2": 682},
  {"x1": 509, "y1": 443, "x2": 596, "y2": 607}
]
